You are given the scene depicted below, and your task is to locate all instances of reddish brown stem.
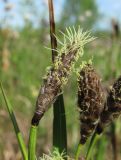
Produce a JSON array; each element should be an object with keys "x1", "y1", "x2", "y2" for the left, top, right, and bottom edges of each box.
[{"x1": 48, "y1": 0, "x2": 57, "y2": 62}]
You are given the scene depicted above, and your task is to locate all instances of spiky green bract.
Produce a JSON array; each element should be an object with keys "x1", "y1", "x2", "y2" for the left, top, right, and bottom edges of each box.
[
  {"x1": 39, "y1": 148, "x2": 67, "y2": 160},
  {"x1": 97, "y1": 76, "x2": 121, "y2": 134},
  {"x1": 32, "y1": 27, "x2": 94, "y2": 126},
  {"x1": 77, "y1": 64, "x2": 104, "y2": 144}
]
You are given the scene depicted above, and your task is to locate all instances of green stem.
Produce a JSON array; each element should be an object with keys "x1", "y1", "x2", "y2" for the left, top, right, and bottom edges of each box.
[
  {"x1": 111, "y1": 122, "x2": 118, "y2": 160},
  {"x1": 96, "y1": 135, "x2": 107, "y2": 160},
  {"x1": 17, "y1": 133, "x2": 28, "y2": 160},
  {"x1": 28, "y1": 125, "x2": 37, "y2": 160},
  {"x1": 0, "y1": 82, "x2": 28, "y2": 160},
  {"x1": 75, "y1": 143, "x2": 83, "y2": 160},
  {"x1": 86, "y1": 132, "x2": 100, "y2": 160}
]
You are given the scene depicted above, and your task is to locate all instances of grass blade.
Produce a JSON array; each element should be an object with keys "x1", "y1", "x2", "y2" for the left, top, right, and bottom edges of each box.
[
  {"x1": 53, "y1": 95, "x2": 67, "y2": 154},
  {"x1": 0, "y1": 82, "x2": 28, "y2": 160},
  {"x1": 48, "y1": 0, "x2": 67, "y2": 154}
]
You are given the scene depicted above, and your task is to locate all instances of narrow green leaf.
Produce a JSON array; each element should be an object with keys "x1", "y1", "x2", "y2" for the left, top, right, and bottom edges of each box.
[
  {"x1": 53, "y1": 94, "x2": 67, "y2": 154},
  {"x1": 0, "y1": 82, "x2": 28, "y2": 160}
]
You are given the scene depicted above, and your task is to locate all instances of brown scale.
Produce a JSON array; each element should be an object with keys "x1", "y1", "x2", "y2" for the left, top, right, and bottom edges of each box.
[
  {"x1": 78, "y1": 64, "x2": 104, "y2": 144},
  {"x1": 97, "y1": 76, "x2": 121, "y2": 134}
]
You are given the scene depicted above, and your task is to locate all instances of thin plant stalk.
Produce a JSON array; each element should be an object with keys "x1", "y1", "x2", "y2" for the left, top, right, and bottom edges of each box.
[
  {"x1": 48, "y1": 0, "x2": 57, "y2": 62},
  {"x1": 86, "y1": 132, "x2": 100, "y2": 160},
  {"x1": 0, "y1": 82, "x2": 28, "y2": 160},
  {"x1": 48, "y1": 0, "x2": 67, "y2": 154},
  {"x1": 96, "y1": 136, "x2": 107, "y2": 160},
  {"x1": 75, "y1": 143, "x2": 83, "y2": 160},
  {"x1": 28, "y1": 126, "x2": 37, "y2": 160},
  {"x1": 75, "y1": 133, "x2": 100, "y2": 160},
  {"x1": 111, "y1": 122, "x2": 118, "y2": 160}
]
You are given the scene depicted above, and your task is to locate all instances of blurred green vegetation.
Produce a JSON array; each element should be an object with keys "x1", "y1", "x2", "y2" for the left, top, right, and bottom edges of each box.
[{"x1": 60, "y1": 0, "x2": 98, "y2": 29}]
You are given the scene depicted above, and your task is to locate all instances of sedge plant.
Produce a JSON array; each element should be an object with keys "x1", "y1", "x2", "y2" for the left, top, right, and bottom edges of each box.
[
  {"x1": 1, "y1": 1, "x2": 121, "y2": 160},
  {"x1": 0, "y1": 1, "x2": 95, "y2": 159},
  {"x1": 1, "y1": 27, "x2": 121, "y2": 160},
  {"x1": 29, "y1": 27, "x2": 94, "y2": 159},
  {"x1": 0, "y1": 27, "x2": 94, "y2": 160}
]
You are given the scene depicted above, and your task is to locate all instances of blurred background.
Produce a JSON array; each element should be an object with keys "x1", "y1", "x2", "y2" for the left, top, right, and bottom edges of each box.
[{"x1": 0, "y1": 0, "x2": 121, "y2": 159}]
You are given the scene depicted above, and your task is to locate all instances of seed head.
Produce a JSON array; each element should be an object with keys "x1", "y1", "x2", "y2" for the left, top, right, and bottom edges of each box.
[
  {"x1": 32, "y1": 27, "x2": 94, "y2": 126},
  {"x1": 97, "y1": 76, "x2": 121, "y2": 134},
  {"x1": 78, "y1": 64, "x2": 104, "y2": 144}
]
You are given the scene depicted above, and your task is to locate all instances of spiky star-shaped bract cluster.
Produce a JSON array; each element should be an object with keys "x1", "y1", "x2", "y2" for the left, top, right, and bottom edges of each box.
[
  {"x1": 32, "y1": 27, "x2": 94, "y2": 126},
  {"x1": 97, "y1": 76, "x2": 121, "y2": 134},
  {"x1": 78, "y1": 64, "x2": 104, "y2": 144}
]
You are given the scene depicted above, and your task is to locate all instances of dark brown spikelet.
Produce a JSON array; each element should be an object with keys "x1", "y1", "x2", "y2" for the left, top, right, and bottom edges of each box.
[
  {"x1": 96, "y1": 76, "x2": 121, "y2": 134},
  {"x1": 78, "y1": 64, "x2": 104, "y2": 144},
  {"x1": 32, "y1": 49, "x2": 76, "y2": 125}
]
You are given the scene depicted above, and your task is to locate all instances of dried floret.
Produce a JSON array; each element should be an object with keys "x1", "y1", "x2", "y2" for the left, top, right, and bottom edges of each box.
[
  {"x1": 78, "y1": 64, "x2": 104, "y2": 144},
  {"x1": 97, "y1": 76, "x2": 121, "y2": 134}
]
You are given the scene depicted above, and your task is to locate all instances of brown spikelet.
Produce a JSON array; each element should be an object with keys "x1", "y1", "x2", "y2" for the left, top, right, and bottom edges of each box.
[
  {"x1": 96, "y1": 76, "x2": 121, "y2": 134},
  {"x1": 78, "y1": 64, "x2": 104, "y2": 144},
  {"x1": 32, "y1": 49, "x2": 78, "y2": 126},
  {"x1": 31, "y1": 28, "x2": 94, "y2": 126}
]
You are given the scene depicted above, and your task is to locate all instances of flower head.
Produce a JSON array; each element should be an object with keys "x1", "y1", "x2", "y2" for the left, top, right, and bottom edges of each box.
[
  {"x1": 97, "y1": 76, "x2": 121, "y2": 134},
  {"x1": 32, "y1": 27, "x2": 94, "y2": 126},
  {"x1": 78, "y1": 64, "x2": 104, "y2": 144}
]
